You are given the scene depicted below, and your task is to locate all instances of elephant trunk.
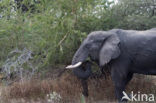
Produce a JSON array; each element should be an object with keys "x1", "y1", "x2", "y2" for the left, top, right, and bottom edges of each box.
[
  {"x1": 71, "y1": 44, "x2": 89, "y2": 65},
  {"x1": 73, "y1": 61, "x2": 92, "y2": 79},
  {"x1": 66, "y1": 44, "x2": 92, "y2": 79},
  {"x1": 73, "y1": 61, "x2": 92, "y2": 97}
]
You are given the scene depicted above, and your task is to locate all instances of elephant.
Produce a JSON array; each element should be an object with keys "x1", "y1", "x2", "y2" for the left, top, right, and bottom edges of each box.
[{"x1": 66, "y1": 28, "x2": 156, "y2": 102}]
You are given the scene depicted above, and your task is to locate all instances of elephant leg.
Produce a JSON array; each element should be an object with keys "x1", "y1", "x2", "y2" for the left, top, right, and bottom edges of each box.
[
  {"x1": 111, "y1": 67, "x2": 129, "y2": 102},
  {"x1": 81, "y1": 79, "x2": 88, "y2": 97},
  {"x1": 125, "y1": 72, "x2": 133, "y2": 85},
  {"x1": 114, "y1": 85, "x2": 127, "y2": 103}
]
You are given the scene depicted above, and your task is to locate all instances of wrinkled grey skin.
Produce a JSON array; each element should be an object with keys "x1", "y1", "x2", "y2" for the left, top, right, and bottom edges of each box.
[{"x1": 70, "y1": 28, "x2": 156, "y2": 102}]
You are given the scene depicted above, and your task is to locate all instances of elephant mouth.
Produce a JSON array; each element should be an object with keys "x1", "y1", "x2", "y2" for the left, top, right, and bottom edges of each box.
[{"x1": 66, "y1": 62, "x2": 82, "y2": 69}]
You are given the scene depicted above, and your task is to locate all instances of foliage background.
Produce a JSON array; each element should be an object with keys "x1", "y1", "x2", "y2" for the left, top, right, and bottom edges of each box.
[{"x1": 0, "y1": 0, "x2": 156, "y2": 77}]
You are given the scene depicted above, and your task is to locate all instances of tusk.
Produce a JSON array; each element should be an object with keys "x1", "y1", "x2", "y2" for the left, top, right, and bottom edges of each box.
[{"x1": 66, "y1": 62, "x2": 82, "y2": 69}]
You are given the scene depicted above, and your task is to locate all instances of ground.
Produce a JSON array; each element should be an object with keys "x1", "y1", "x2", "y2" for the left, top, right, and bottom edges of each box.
[{"x1": 0, "y1": 67, "x2": 156, "y2": 103}]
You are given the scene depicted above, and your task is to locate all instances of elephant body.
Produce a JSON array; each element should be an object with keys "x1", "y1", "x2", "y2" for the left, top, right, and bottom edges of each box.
[
  {"x1": 66, "y1": 28, "x2": 156, "y2": 102},
  {"x1": 112, "y1": 29, "x2": 156, "y2": 75}
]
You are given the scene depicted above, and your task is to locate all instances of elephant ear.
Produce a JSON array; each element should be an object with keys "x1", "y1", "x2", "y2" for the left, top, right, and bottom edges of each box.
[{"x1": 99, "y1": 34, "x2": 120, "y2": 66}]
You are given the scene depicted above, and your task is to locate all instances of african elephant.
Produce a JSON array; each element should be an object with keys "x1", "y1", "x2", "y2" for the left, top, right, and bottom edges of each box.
[{"x1": 66, "y1": 28, "x2": 156, "y2": 102}]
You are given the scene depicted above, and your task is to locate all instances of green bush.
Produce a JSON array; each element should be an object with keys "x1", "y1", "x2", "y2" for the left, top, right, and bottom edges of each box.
[{"x1": 0, "y1": 0, "x2": 155, "y2": 75}]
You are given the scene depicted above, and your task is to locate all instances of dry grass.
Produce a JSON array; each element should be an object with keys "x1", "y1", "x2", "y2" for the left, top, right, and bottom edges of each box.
[{"x1": 0, "y1": 73, "x2": 156, "y2": 103}]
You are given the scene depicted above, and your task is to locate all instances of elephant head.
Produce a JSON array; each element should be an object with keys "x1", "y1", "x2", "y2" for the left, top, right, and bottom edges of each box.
[{"x1": 66, "y1": 31, "x2": 120, "y2": 79}]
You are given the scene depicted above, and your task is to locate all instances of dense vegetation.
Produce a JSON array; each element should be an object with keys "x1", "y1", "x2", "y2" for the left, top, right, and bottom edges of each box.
[{"x1": 0, "y1": 0, "x2": 156, "y2": 78}]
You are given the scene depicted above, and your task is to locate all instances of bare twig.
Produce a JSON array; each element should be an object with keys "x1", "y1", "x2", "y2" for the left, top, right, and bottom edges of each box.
[{"x1": 57, "y1": 33, "x2": 69, "y2": 46}]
